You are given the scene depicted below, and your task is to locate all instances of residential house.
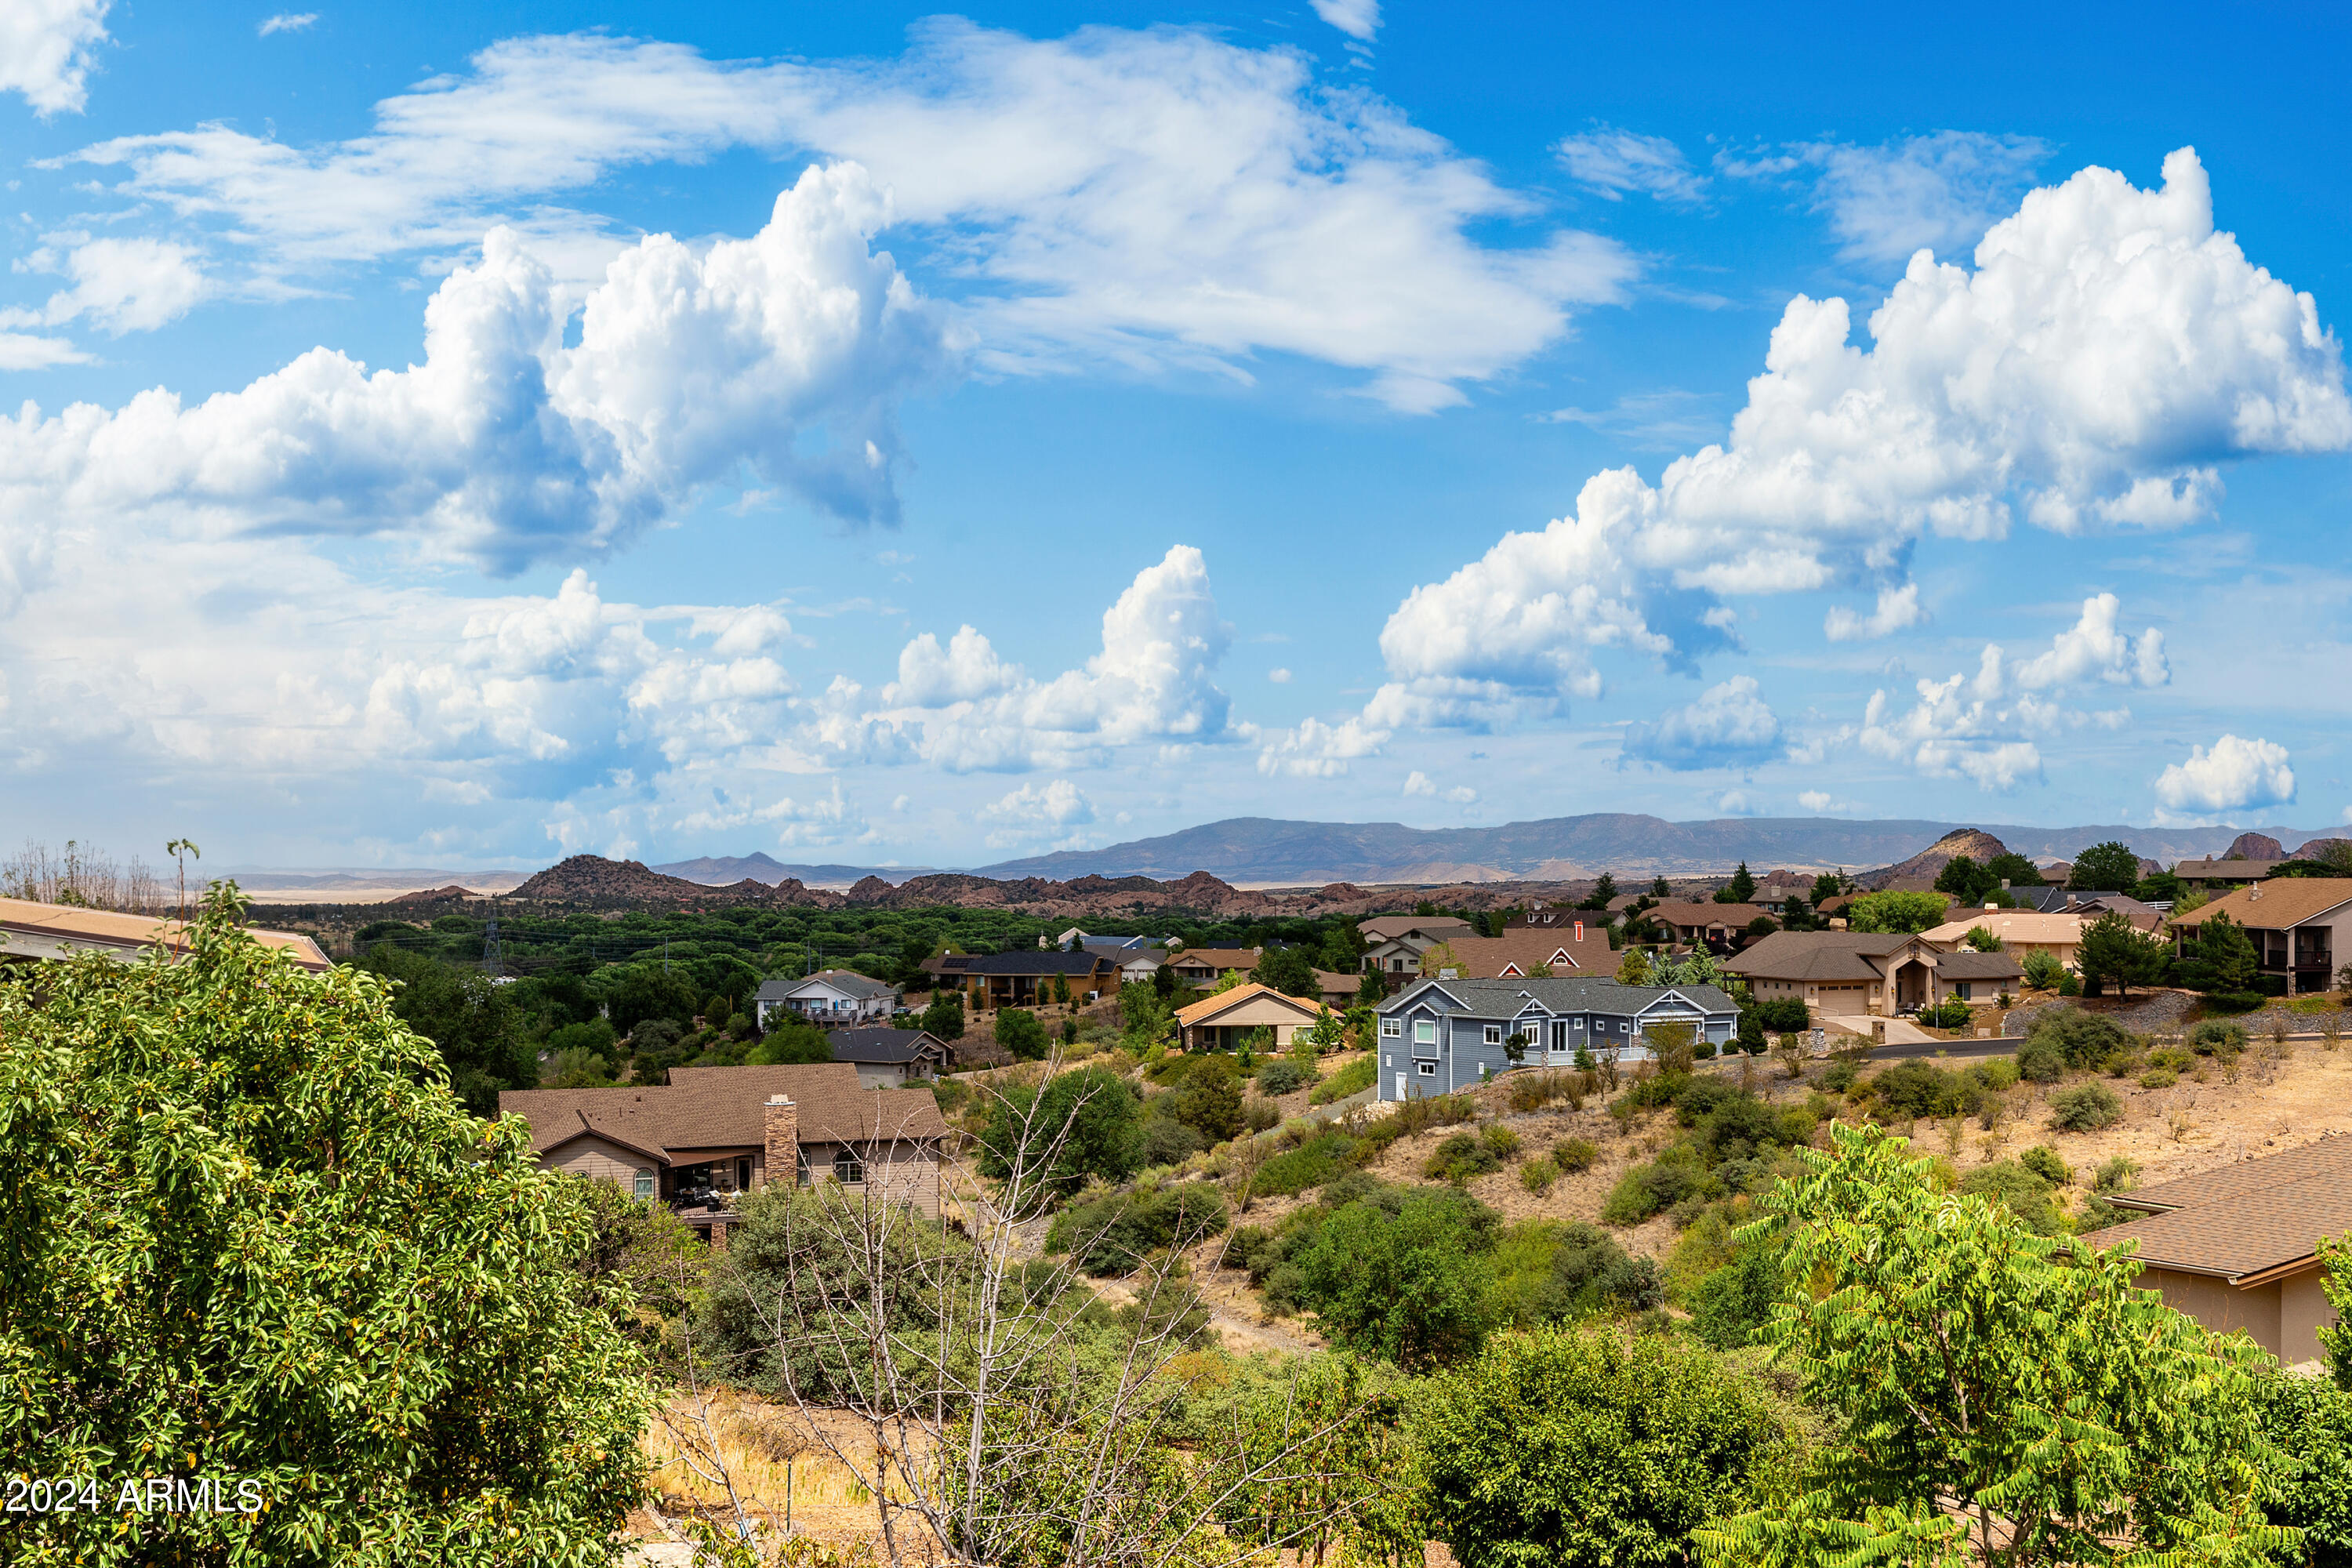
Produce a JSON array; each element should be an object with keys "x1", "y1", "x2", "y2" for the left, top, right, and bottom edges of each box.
[
  {"x1": 1414, "y1": 927, "x2": 1611, "y2": 979},
  {"x1": 1503, "y1": 903, "x2": 1582, "y2": 929},
  {"x1": 1356, "y1": 915, "x2": 1479, "y2": 975},
  {"x1": 1314, "y1": 970, "x2": 1363, "y2": 1009},
  {"x1": 1638, "y1": 902, "x2": 1769, "y2": 953},
  {"x1": 2169, "y1": 879, "x2": 2352, "y2": 996},
  {"x1": 1726, "y1": 931, "x2": 2021, "y2": 1017},
  {"x1": 952, "y1": 949, "x2": 1120, "y2": 1011},
  {"x1": 2067, "y1": 892, "x2": 2164, "y2": 931},
  {"x1": 1749, "y1": 870, "x2": 1813, "y2": 916},
  {"x1": 2080, "y1": 1138, "x2": 2352, "y2": 1367},
  {"x1": 820, "y1": 1027, "x2": 951, "y2": 1088},
  {"x1": 499, "y1": 1062, "x2": 950, "y2": 1240},
  {"x1": 1918, "y1": 911, "x2": 2091, "y2": 975},
  {"x1": 1102, "y1": 948, "x2": 1168, "y2": 986},
  {"x1": 756, "y1": 970, "x2": 902, "y2": 1029},
  {"x1": 1167, "y1": 946, "x2": 1265, "y2": 987},
  {"x1": 1174, "y1": 982, "x2": 1324, "y2": 1051},
  {"x1": 0, "y1": 895, "x2": 329, "y2": 972},
  {"x1": 2173, "y1": 857, "x2": 2284, "y2": 889},
  {"x1": 1374, "y1": 977, "x2": 1737, "y2": 1101}
]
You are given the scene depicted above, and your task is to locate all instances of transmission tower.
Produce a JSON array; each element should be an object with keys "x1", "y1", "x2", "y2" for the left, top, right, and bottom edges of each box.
[{"x1": 482, "y1": 916, "x2": 502, "y2": 978}]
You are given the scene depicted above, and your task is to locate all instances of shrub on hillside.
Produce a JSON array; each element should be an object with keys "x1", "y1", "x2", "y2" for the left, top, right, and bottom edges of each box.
[
  {"x1": 1290, "y1": 1186, "x2": 1501, "y2": 1368},
  {"x1": 2016, "y1": 1038, "x2": 2066, "y2": 1083},
  {"x1": 1553, "y1": 1137, "x2": 1599, "y2": 1174},
  {"x1": 1958, "y1": 1160, "x2": 2067, "y2": 1236},
  {"x1": 2191, "y1": 1018, "x2": 2249, "y2": 1057},
  {"x1": 1425, "y1": 1130, "x2": 1504, "y2": 1184},
  {"x1": 2029, "y1": 1008, "x2": 2135, "y2": 1069},
  {"x1": 1254, "y1": 1058, "x2": 1313, "y2": 1098},
  {"x1": 1521, "y1": 1156, "x2": 1558, "y2": 1195},
  {"x1": 2019, "y1": 1145, "x2": 2070, "y2": 1186},
  {"x1": 1046, "y1": 1182, "x2": 1232, "y2": 1276},
  {"x1": 1600, "y1": 1149, "x2": 1703, "y2": 1225},
  {"x1": 2049, "y1": 1081, "x2": 2123, "y2": 1132},
  {"x1": 1249, "y1": 1130, "x2": 1360, "y2": 1198}
]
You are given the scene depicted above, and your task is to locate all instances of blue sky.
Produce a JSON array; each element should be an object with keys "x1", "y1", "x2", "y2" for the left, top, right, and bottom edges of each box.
[{"x1": 5, "y1": 0, "x2": 2351, "y2": 869}]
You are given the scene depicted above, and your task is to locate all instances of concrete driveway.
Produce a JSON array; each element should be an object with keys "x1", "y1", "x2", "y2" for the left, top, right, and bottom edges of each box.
[{"x1": 1819, "y1": 1014, "x2": 1940, "y2": 1047}]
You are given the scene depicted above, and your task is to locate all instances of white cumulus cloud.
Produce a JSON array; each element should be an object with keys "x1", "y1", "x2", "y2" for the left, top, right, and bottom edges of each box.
[
  {"x1": 1364, "y1": 149, "x2": 2344, "y2": 734},
  {"x1": 67, "y1": 25, "x2": 1631, "y2": 412},
  {"x1": 0, "y1": 162, "x2": 950, "y2": 578},
  {"x1": 1, "y1": 0, "x2": 109, "y2": 115},
  {"x1": 979, "y1": 779, "x2": 1096, "y2": 848},
  {"x1": 1621, "y1": 676, "x2": 1783, "y2": 771},
  {"x1": 3, "y1": 236, "x2": 208, "y2": 336},
  {"x1": 2154, "y1": 734, "x2": 2295, "y2": 820},
  {"x1": 1309, "y1": 0, "x2": 1381, "y2": 42},
  {"x1": 1824, "y1": 583, "x2": 1924, "y2": 642}
]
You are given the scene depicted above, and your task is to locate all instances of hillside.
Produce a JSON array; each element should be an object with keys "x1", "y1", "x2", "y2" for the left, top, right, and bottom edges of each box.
[
  {"x1": 652, "y1": 852, "x2": 942, "y2": 887},
  {"x1": 507, "y1": 855, "x2": 844, "y2": 908},
  {"x1": 970, "y1": 814, "x2": 2331, "y2": 884},
  {"x1": 1861, "y1": 826, "x2": 2014, "y2": 889}
]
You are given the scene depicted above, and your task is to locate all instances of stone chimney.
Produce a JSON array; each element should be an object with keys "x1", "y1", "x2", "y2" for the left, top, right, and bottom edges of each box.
[{"x1": 763, "y1": 1094, "x2": 797, "y2": 1189}]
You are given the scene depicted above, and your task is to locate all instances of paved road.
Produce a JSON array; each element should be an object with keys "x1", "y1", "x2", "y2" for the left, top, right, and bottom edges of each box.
[{"x1": 1866, "y1": 1034, "x2": 2026, "y2": 1062}]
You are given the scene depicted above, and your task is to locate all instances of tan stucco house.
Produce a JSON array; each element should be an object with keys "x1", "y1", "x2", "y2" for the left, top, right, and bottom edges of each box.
[
  {"x1": 1725, "y1": 931, "x2": 2020, "y2": 1017},
  {"x1": 1174, "y1": 982, "x2": 1323, "y2": 1051}
]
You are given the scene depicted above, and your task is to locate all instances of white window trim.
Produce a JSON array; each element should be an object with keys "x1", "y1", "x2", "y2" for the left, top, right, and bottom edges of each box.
[
  {"x1": 1416, "y1": 1061, "x2": 1437, "y2": 1076},
  {"x1": 1413, "y1": 1019, "x2": 1437, "y2": 1044},
  {"x1": 1483, "y1": 1024, "x2": 1503, "y2": 1045},
  {"x1": 1380, "y1": 1017, "x2": 1401, "y2": 1037}
]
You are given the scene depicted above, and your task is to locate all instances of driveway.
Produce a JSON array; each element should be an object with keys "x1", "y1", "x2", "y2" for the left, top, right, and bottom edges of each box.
[{"x1": 1819, "y1": 1014, "x2": 1940, "y2": 1046}]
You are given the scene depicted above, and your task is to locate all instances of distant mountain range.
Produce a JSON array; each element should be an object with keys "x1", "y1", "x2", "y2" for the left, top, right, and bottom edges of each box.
[
  {"x1": 957, "y1": 814, "x2": 2339, "y2": 884},
  {"x1": 650, "y1": 851, "x2": 941, "y2": 888}
]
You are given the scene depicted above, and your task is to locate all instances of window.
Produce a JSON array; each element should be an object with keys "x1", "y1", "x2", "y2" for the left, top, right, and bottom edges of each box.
[
  {"x1": 1955, "y1": 982, "x2": 1973, "y2": 1000},
  {"x1": 1618, "y1": 1022, "x2": 1628, "y2": 1033},
  {"x1": 1381, "y1": 1017, "x2": 1401, "y2": 1037},
  {"x1": 1417, "y1": 1061, "x2": 1437, "y2": 1076},
  {"x1": 1413, "y1": 1018, "x2": 1437, "y2": 1044},
  {"x1": 834, "y1": 1149, "x2": 866, "y2": 1185},
  {"x1": 1549, "y1": 1020, "x2": 1570, "y2": 1051},
  {"x1": 1483, "y1": 1025, "x2": 1502, "y2": 1045},
  {"x1": 633, "y1": 1170, "x2": 655, "y2": 1200}
]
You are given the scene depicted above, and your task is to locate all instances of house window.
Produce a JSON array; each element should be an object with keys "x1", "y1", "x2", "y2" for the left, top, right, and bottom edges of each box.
[
  {"x1": 834, "y1": 1150, "x2": 866, "y2": 1185},
  {"x1": 1955, "y1": 982, "x2": 1973, "y2": 1000},
  {"x1": 1417, "y1": 1061, "x2": 1437, "y2": 1077},
  {"x1": 1381, "y1": 1018, "x2": 1401, "y2": 1037},
  {"x1": 1483, "y1": 1025, "x2": 1503, "y2": 1045},
  {"x1": 1549, "y1": 1020, "x2": 1570, "y2": 1051},
  {"x1": 633, "y1": 1170, "x2": 655, "y2": 1200},
  {"x1": 1413, "y1": 1019, "x2": 1437, "y2": 1045}
]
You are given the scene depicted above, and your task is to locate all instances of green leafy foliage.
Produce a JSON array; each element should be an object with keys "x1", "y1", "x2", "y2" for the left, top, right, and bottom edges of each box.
[
  {"x1": 354, "y1": 942, "x2": 540, "y2": 1112},
  {"x1": 1956, "y1": 1159, "x2": 2068, "y2": 1235},
  {"x1": 1699, "y1": 1123, "x2": 2294, "y2": 1568},
  {"x1": 1291, "y1": 1186, "x2": 1501, "y2": 1369},
  {"x1": 2049, "y1": 1080, "x2": 2123, "y2": 1131},
  {"x1": 1251, "y1": 943, "x2": 1319, "y2": 998},
  {"x1": 996, "y1": 1007, "x2": 1051, "y2": 1061},
  {"x1": 2076, "y1": 909, "x2": 2170, "y2": 997},
  {"x1": 1842, "y1": 890, "x2": 1950, "y2": 934},
  {"x1": 1046, "y1": 1182, "x2": 1230, "y2": 1275},
  {"x1": 2194, "y1": 1017, "x2": 2250, "y2": 1056},
  {"x1": 2021, "y1": 948, "x2": 2066, "y2": 990},
  {"x1": 1163, "y1": 1055, "x2": 1244, "y2": 1145},
  {"x1": 2252, "y1": 1373, "x2": 2352, "y2": 1563},
  {"x1": 2068, "y1": 840, "x2": 2145, "y2": 892},
  {"x1": 2180, "y1": 910, "x2": 2260, "y2": 995},
  {"x1": 1419, "y1": 1326, "x2": 1793, "y2": 1568},
  {"x1": 0, "y1": 891, "x2": 654, "y2": 1563},
  {"x1": 1254, "y1": 1058, "x2": 1313, "y2": 1097},
  {"x1": 977, "y1": 1065, "x2": 1146, "y2": 1198},
  {"x1": 2029, "y1": 1005, "x2": 2136, "y2": 1069},
  {"x1": 919, "y1": 989, "x2": 965, "y2": 1040},
  {"x1": 1425, "y1": 1130, "x2": 1504, "y2": 1183},
  {"x1": 1310, "y1": 1054, "x2": 1376, "y2": 1104}
]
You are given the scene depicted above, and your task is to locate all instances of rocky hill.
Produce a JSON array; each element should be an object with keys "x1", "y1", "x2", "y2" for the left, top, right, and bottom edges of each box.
[
  {"x1": 506, "y1": 855, "x2": 844, "y2": 908},
  {"x1": 1862, "y1": 828, "x2": 2013, "y2": 890},
  {"x1": 2227, "y1": 832, "x2": 2287, "y2": 861}
]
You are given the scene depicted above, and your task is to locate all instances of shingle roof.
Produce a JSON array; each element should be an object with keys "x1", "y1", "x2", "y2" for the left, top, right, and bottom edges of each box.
[
  {"x1": 804, "y1": 1027, "x2": 949, "y2": 1065},
  {"x1": 757, "y1": 969, "x2": 899, "y2": 1002},
  {"x1": 1357, "y1": 915, "x2": 1476, "y2": 942},
  {"x1": 953, "y1": 950, "x2": 1115, "y2": 976},
  {"x1": 502, "y1": 1062, "x2": 946, "y2": 1161},
  {"x1": 1919, "y1": 912, "x2": 2089, "y2": 947},
  {"x1": 2175, "y1": 858, "x2": 2284, "y2": 880},
  {"x1": 1384, "y1": 976, "x2": 1736, "y2": 1016},
  {"x1": 2080, "y1": 1137, "x2": 2352, "y2": 1281},
  {"x1": 1417, "y1": 929, "x2": 1610, "y2": 978},
  {"x1": 1726, "y1": 931, "x2": 1913, "y2": 982},
  {"x1": 2169, "y1": 879, "x2": 2352, "y2": 933},
  {"x1": 0, "y1": 895, "x2": 330, "y2": 971},
  {"x1": 1174, "y1": 981, "x2": 1323, "y2": 1026},
  {"x1": 1644, "y1": 901, "x2": 1768, "y2": 927},
  {"x1": 1167, "y1": 947, "x2": 1261, "y2": 971},
  {"x1": 1934, "y1": 949, "x2": 2024, "y2": 980}
]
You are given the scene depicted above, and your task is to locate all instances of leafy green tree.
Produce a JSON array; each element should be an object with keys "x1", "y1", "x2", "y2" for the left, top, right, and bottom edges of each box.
[
  {"x1": 564, "y1": 1174, "x2": 705, "y2": 1353},
  {"x1": 1842, "y1": 889, "x2": 1948, "y2": 934},
  {"x1": 1962, "y1": 924, "x2": 2002, "y2": 952},
  {"x1": 1355, "y1": 967, "x2": 1388, "y2": 1007},
  {"x1": 1615, "y1": 948, "x2": 1653, "y2": 985},
  {"x1": 1651, "y1": 877, "x2": 1671, "y2": 897},
  {"x1": 1715, "y1": 862, "x2": 1758, "y2": 904},
  {"x1": 2075, "y1": 908, "x2": 2169, "y2": 997},
  {"x1": 748, "y1": 1018, "x2": 833, "y2": 1065},
  {"x1": 2020, "y1": 948, "x2": 2065, "y2": 990},
  {"x1": 996, "y1": 1006, "x2": 1051, "y2": 1061},
  {"x1": 0, "y1": 891, "x2": 655, "y2": 1563},
  {"x1": 1935, "y1": 855, "x2": 1998, "y2": 904},
  {"x1": 2069, "y1": 839, "x2": 2143, "y2": 892},
  {"x1": 1810, "y1": 871, "x2": 1847, "y2": 905},
  {"x1": 1698, "y1": 1123, "x2": 2295, "y2": 1568},
  {"x1": 976, "y1": 1064, "x2": 1146, "y2": 1198},
  {"x1": 1252, "y1": 943, "x2": 1319, "y2": 999},
  {"x1": 601, "y1": 961, "x2": 701, "y2": 1040},
  {"x1": 1777, "y1": 893, "x2": 1814, "y2": 931},
  {"x1": 919, "y1": 989, "x2": 965, "y2": 1040},
  {"x1": 1418, "y1": 1326, "x2": 1794, "y2": 1568},
  {"x1": 1985, "y1": 852, "x2": 2045, "y2": 887},
  {"x1": 1315, "y1": 922, "x2": 1367, "y2": 975},
  {"x1": 2252, "y1": 1372, "x2": 2352, "y2": 1563},
  {"x1": 354, "y1": 942, "x2": 539, "y2": 1112},
  {"x1": 2180, "y1": 909, "x2": 2259, "y2": 995},
  {"x1": 2132, "y1": 869, "x2": 2187, "y2": 903},
  {"x1": 1581, "y1": 873, "x2": 1618, "y2": 910},
  {"x1": 1165, "y1": 1058, "x2": 1243, "y2": 1145},
  {"x1": 1292, "y1": 1187, "x2": 1499, "y2": 1369}
]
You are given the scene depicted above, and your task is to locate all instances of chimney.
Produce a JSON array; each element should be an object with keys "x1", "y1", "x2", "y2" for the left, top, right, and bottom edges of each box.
[
  {"x1": 1574, "y1": 920, "x2": 1585, "y2": 942},
  {"x1": 764, "y1": 1094, "x2": 798, "y2": 1189}
]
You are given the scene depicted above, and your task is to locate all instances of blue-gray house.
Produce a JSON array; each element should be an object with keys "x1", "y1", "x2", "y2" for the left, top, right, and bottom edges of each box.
[{"x1": 1373, "y1": 976, "x2": 1738, "y2": 1102}]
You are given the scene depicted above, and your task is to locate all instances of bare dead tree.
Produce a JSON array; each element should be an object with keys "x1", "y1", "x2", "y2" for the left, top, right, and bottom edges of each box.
[
  {"x1": 1, "y1": 838, "x2": 169, "y2": 914},
  {"x1": 698, "y1": 1046, "x2": 1399, "y2": 1568}
]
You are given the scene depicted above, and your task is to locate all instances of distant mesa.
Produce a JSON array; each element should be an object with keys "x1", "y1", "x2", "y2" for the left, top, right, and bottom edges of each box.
[
  {"x1": 1864, "y1": 828, "x2": 2011, "y2": 890},
  {"x1": 390, "y1": 884, "x2": 477, "y2": 904}
]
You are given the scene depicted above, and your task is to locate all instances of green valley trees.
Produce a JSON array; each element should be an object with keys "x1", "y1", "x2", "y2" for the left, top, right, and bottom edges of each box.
[
  {"x1": 2068, "y1": 840, "x2": 2143, "y2": 892},
  {"x1": 2074, "y1": 909, "x2": 2169, "y2": 997},
  {"x1": 1842, "y1": 890, "x2": 1949, "y2": 934},
  {"x1": 1253, "y1": 943, "x2": 1320, "y2": 998},
  {"x1": 0, "y1": 889, "x2": 653, "y2": 1564}
]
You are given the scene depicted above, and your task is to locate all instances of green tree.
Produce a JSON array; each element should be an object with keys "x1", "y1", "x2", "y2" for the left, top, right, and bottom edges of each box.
[
  {"x1": 976, "y1": 1064, "x2": 1146, "y2": 1198},
  {"x1": 1962, "y1": 924, "x2": 2002, "y2": 952},
  {"x1": 564, "y1": 1174, "x2": 705, "y2": 1353},
  {"x1": 1985, "y1": 852, "x2": 2045, "y2": 887},
  {"x1": 0, "y1": 890, "x2": 654, "y2": 1563},
  {"x1": 1417, "y1": 1326, "x2": 1792, "y2": 1568},
  {"x1": 1616, "y1": 948, "x2": 1653, "y2": 985},
  {"x1": 1935, "y1": 855, "x2": 1998, "y2": 904},
  {"x1": 2075, "y1": 909, "x2": 2169, "y2": 998},
  {"x1": 1165, "y1": 1058, "x2": 1243, "y2": 1145},
  {"x1": 919, "y1": 989, "x2": 965, "y2": 1040},
  {"x1": 1842, "y1": 889, "x2": 1948, "y2": 934},
  {"x1": 1253, "y1": 943, "x2": 1319, "y2": 999},
  {"x1": 1581, "y1": 873, "x2": 1618, "y2": 910},
  {"x1": 1698, "y1": 1123, "x2": 2295, "y2": 1568},
  {"x1": 354, "y1": 942, "x2": 539, "y2": 1112},
  {"x1": 1292, "y1": 1187, "x2": 1499, "y2": 1369},
  {"x1": 2069, "y1": 839, "x2": 2143, "y2": 892},
  {"x1": 747, "y1": 1019, "x2": 833, "y2": 1065},
  {"x1": 2180, "y1": 910, "x2": 2259, "y2": 995},
  {"x1": 2252, "y1": 1373, "x2": 2352, "y2": 1563},
  {"x1": 1356, "y1": 967, "x2": 1388, "y2": 1008},
  {"x1": 1809, "y1": 870, "x2": 1846, "y2": 905},
  {"x1": 601, "y1": 961, "x2": 701, "y2": 1040},
  {"x1": 1650, "y1": 877, "x2": 1671, "y2": 897},
  {"x1": 996, "y1": 1006, "x2": 1051, "y2": 1061},
  {"x1": 1716, "y1": 862, "x2": 1758, "y2": 904}
]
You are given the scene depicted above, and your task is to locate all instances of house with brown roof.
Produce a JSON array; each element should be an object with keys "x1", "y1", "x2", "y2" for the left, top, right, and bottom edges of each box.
[
  {"x1": 1918, "y1": 910, "x2": 2092, "y2": 974},
  {"x1": 949, "y1": 949, "x2": 1120, "y2": 1010},
  {"x1": 1414, "y1": 928, "x2": 1612, "y2": 979},
  {"x1": 2081, "y1": 1138, "x2": 2352, "y2": 1367},
  {"x1": 1174, "y1": 982, "x2": 1323, "y2": 1051},
  {"x1": 2169, "y1": 878, "x2": 2352, "y2": 995},
  {"x1": 823, "y1": 1027, "x2": 952, "y2": 1088},
  {"x1": 499, "y1": 1062, "x2": 949, "y2": 1240},
  {"x1": 1167, "y1": 946, "x2": 1265, "y2": 987},
  {"x1": 1357, "y1": 916, "x2": 1478, "y2": 976},
  {"x1": 2173, "y1": 857, "x2": 2284, "y2": 889},
  {"x1": 0, "y1": 894, "x2": 329, "y2": 971},
  {"x1": 756, "y1": 969, "x2": 903, "y2": 1028},
  {"x1": 1637, "y1": 902, "x2": 1769, "y2": 953},
  {"x1": 1725, "y1": 931, "x2": 2020, "y2": 1017}
]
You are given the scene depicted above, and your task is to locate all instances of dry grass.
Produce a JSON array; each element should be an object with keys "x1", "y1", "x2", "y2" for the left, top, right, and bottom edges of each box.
[{"x1": 641, "y1": 1390, "x2": 931, "y2": 1548}]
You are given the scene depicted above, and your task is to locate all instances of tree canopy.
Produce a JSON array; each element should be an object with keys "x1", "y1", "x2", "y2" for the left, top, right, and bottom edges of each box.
[
  {"x1": 0, "y1": 889, "x2": 653, "y2": 1564},
  {"x1": 1715, "y1": 863, "x2": 1757, "y2": 905},
  {"x1": 1842, "y1": 890, "x2": 1949, "y2": 934},
  {"x1": 2068, "y1": 840, "x2": 2143, "y2": 892},
  {"x1": 1251, "y1": 943, "x2": 1319, "y2": 999},
  {"x1": 2075, "y1": 909, "x2": 2169, "y2": 997}
]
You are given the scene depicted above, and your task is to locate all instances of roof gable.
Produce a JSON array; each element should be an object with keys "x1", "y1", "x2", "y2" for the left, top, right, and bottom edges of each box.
[{"x1": 1174, "y1": 982, "x2": 1322, "y2": 1026}]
